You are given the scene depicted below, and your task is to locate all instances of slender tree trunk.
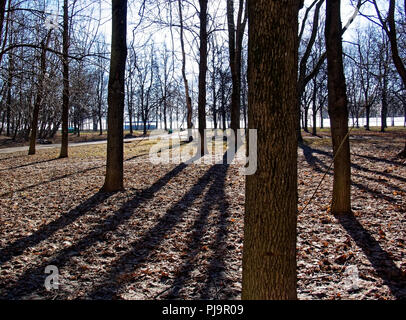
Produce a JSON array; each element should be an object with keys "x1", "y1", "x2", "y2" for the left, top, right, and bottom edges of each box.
[
  {"x1": 99, "y1": 108, "x2": 103, "y2": 135},
  {"x1": 314, "y1": 110, "x2": 321, "y2": 132},
  {"x1": 297, "y1": 0, "x2": 324, "y2": 143},
  {"x1": 178, "y1": 0, "x2": 193, "y2": 142},
  {"x1": 0, "y1": 0, "x2": 9, "y2": 67},
  {"x1": 28, "y1": 33, "x2": 51, "y2": 155},
  {"x1": 243, "y1": 0, "x2": 300, "y2": 300},
  {"x1": 102, "y1": 0, "x2": 127, "y2": 192},
  {"x1": 6, "y1": 70, "x2": 11, "y2": 136},
  {"x1": 211, "y1": 42, "x2": 217, "y2": 129},
  {"x1": 325, "y1": 0, "x2": 351, "y2": 214},
  {"x1": 381, "y1": 80, "x2": 388, "y2": 132},
  {"x1": 0, "y1": 109, "x2": 5, "y2": 134},
  {"x1": 198, "y1": 0, "x2": 208, "y2": 155},
  {"x1": 6, "y1": 20, "x2": 13, "y2": 138},
  {"x1": 365, "y1": 104, "x2": 370, "y2": 130},
  {"x1": 227, "y1": 0, "x2": 247, "y2": 143},
  {"x1": 304, "y1": 105, "x2": 309, "y2": 132},
  {"x1": 60, "y1": 0, "x2": 70, "y2": 158},
  {"x1": 320, "y1": 106, "x2": 324, "y2": 128}
]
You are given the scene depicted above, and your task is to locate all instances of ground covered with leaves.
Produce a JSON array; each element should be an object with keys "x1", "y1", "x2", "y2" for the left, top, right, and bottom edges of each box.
[{"x1": 0, "y1": 131, "x2": 405, "y2": 300}]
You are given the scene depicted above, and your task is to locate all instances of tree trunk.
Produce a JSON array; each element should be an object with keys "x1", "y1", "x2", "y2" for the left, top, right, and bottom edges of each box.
[
  {"x1": 60, "y1": 0, "x2": 70, "y2": 158},
  {"x1": 365, "y1": 104, "x2": 370, "y2": 130},
  {"x1": 242, "y1": 0, "x2": 300, "y2": 300},
  {"x1": 385, "y1": 0, "x2": 406, "y2": 156},
  {"x1": 28, "y1": 33, "x2": 51, "y2": 155},
  {"x1": 297, "y1": 0, "x2": 324, "y2": 144},
  {"x1": 227, "y1": 0, "x2": 247, "y2": 143},
  {"x1": 211, "y1": 41, "x2": 218, "y2": 129},
  {"x1": 178, "y1": 0, "x2": 193, "y2": 142},
  {"x1": 0, "y1": 0, "x2": 9, "y2": 67},
  {"x1": 198, "y1": 0, "x2": 208, "y2": 155},
  {"x1": 381, "y1": 80, "x2": 388, "y2": 132},
  {"x1": 102, "y1": 0, "x2": 127, "y2": 192},
  {"x1": 325, "y1": 0, "x2": 351, "y2": 214},
  {"x1": 320, "y1": 106, "x2": 324, "y2": 128},
  {"x1": 6, "y1": 67, "x2": 11, "y2": 137}
]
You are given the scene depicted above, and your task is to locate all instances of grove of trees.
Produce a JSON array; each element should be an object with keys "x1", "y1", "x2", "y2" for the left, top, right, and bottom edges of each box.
[{"x1": 1, "y1": 0, "x2": 406, "y2": 299}]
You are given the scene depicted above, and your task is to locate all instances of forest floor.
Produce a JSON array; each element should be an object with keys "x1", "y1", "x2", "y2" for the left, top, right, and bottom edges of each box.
[{"x1": 0, "y1": 130, "x2": 405, "y2": 300}]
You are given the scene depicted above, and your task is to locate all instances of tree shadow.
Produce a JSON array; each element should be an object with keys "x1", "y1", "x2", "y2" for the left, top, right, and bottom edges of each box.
[
  {"x1": 300, "y1": 144, "x2": 406, "y2": 299},
  {"x1": 0, "y1": 151, "x2": 155, "y2": 198},
  {"x1": 352, "y1": 153, "x2": 403, "y2": 166},
  {"x1": 0, "y1": 158, "x2": 60, "y2": 172},
  {"x1": 0, "y1": 163, "x2": 188, "y2": 299},
  {"x1": 301, "y1": 143, "x2": 406, "y2": 185},
  {"x1": 159, "y1": 161, "x2": 231, "y2": 299},
  {"x1": 0, "y1": 191, "x2": 113, "y2": 267},
  {"x1": 199, "y1": 168, "x2": 231, "y2": 299},
  {"x1": 335, "y1": 214, "x2": 406, "y2": 299},
  {"x1": 84, "y1": 160, "x2": 228, "y2": 299},
  {"x1": 0, "y1": 164, "x2": 106, "y2": 198},
  {"x1": 0, "y1": 154, "x2": 28, "y2": 162},
  {"x1": 300, "y1": 144, "x2": 405, "y2": 196}
]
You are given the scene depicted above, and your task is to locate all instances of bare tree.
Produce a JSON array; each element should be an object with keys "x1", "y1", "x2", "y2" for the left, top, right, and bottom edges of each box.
[
  {"x1": 325, "y1": 0, "x2": 351, "y2": 214},
  {"x1": 102, "y1": 0, "x2": 127, "y2": 192},
  {"x1": 59, "y1": 0, "x2": 71, "y2": 158},
  {"x1": 197, "y1": 0, "x2": 208, "y2": 155},
  {"x1": 177, "y1": 0, "x2": 193, "y2": 141},
  {"x1": 28, "y1": 31, "x2": 52, "y2": 155},
  {"x1": 227, "y1": 0, "x2": 247, "y2": 139}
]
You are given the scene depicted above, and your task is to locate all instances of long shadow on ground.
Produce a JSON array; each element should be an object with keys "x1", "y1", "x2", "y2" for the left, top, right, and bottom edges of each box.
[
  {"x1": 157, "y1": 161, "x2": 231, "y2": 299},
  {"x1": 85, "y1": 157, "x2": 231, "y2": 299},
  {"x1": 0, "y1": 163, "x2": 187, "y2": 299},
  {"x1": 300, "y1": 143, "x2": 406, "y2": 299}
]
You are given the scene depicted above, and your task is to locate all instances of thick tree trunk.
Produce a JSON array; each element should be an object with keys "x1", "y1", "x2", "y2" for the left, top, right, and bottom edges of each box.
[
  {"x1": 243, "y1": 0, "x2": 300, "y2": 300},
  {"x1": 385, "y1": 0, "x2": 406, "y2": 156},
  {"x1": 325, "y1": 0, "x2": 351, "y2": 214},
  {"x1": 102, "y1": 0, "x2": 127, "y2": 192},
  {"x1": 198, "y1": 0, "x2": 208, "y2": 155},
  {"x1": 60, "y1": 0, "x2": 70, "y2": 158}
]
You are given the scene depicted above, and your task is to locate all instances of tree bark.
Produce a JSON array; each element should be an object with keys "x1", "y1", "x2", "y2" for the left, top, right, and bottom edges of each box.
[
  {"x1": 102, "y1": 0, "x2": 127, "y2": 192},
  {"x1": 312, "y1": 76, "x2": 318, "y2": 136},
  {"x1": 59, "y1": 0, "x2": 70, "y2": 158},
  {"x1": 243, "y1": 0, "x2": 300, "y2": 300},
  {"x1": 385, "y1": 0, "x2": 406, "y2": 156},
  {"x1": 325, "y1": 0, "x2": 351, "y2": 214},
  {"x1": 6, "y1": 53, "x2": 11, "y2": 137},
  {"x1": 198, "y1": 0, "x2": 208, "y2": 155}
]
